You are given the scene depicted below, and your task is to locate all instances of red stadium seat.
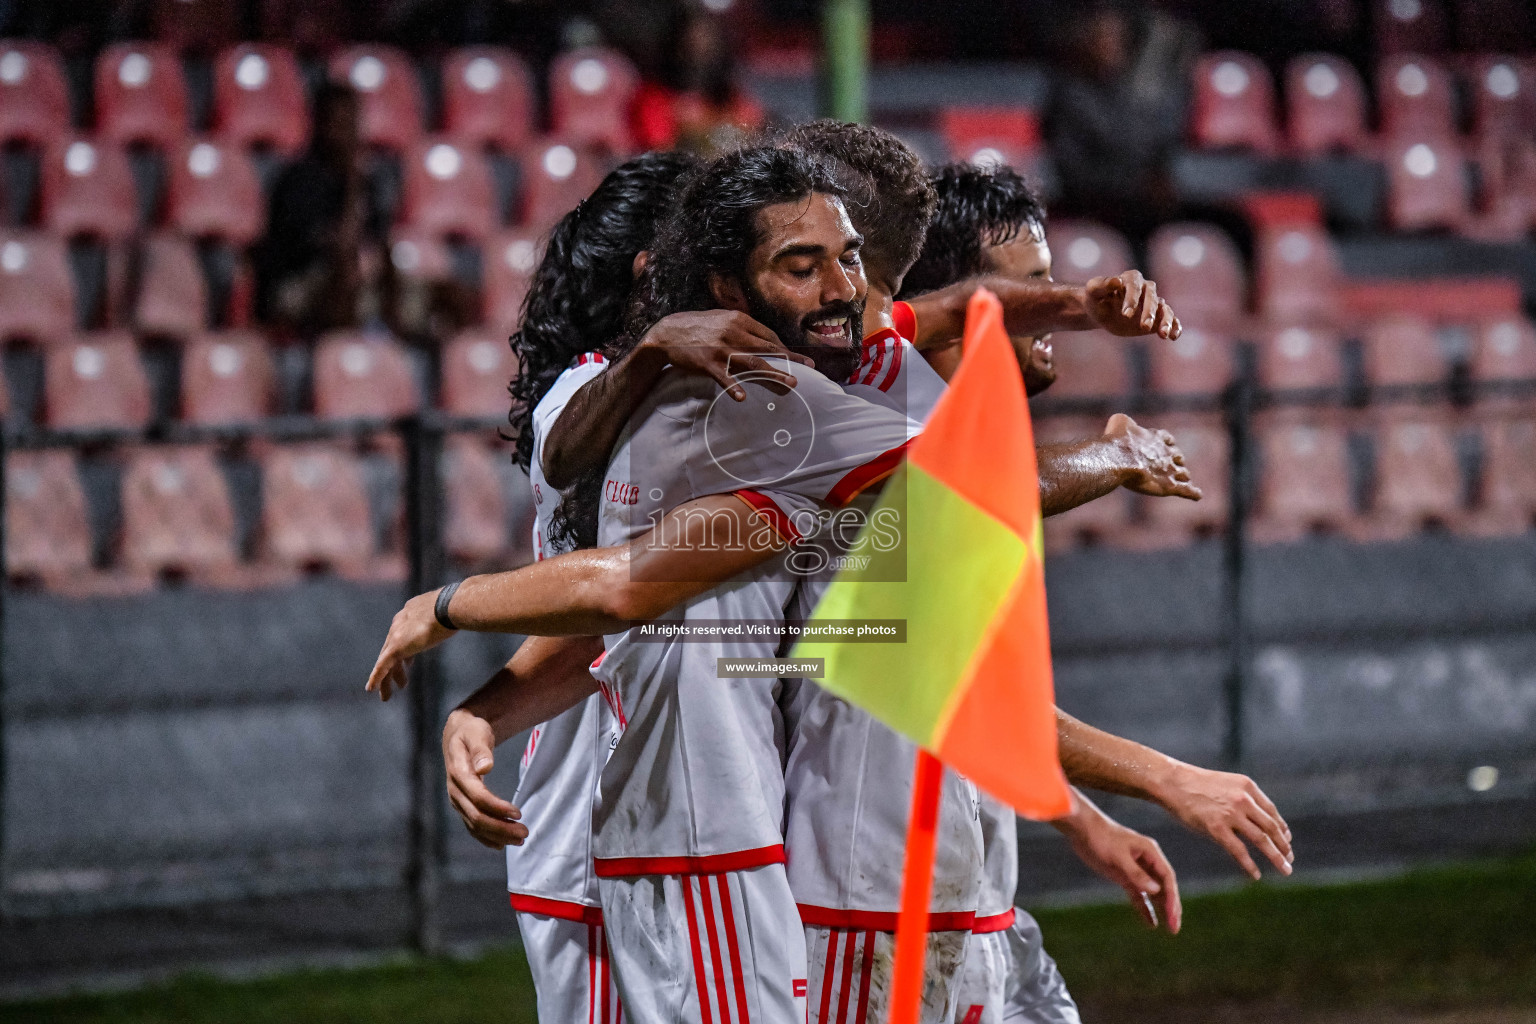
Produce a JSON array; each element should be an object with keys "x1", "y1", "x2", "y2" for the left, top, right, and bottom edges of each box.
[
  {"x1": 257, "y1": 442, "x2": 376, "y2": 572},
  {"x1": 38, "y1": 138, "x2": 139, "y2": 240},
  {"x1": 1256, "y1": 324, "x2": 1345, "y2": 391},
  {"x1": 329, "y1": 46, "x2": 423, "y2": 153},
  {"x1": 442, "y1": 47, "x2": 534, "y2": 151},
  {"x1": 1040, "y1": 330, "x2": 1131, "y2": 400},
  {"x1": 1146, "y1": 222, "x2": 1246, "y2": 330},
  {"x1": 94, "y1": 43, "x2": 188, "y2": 148},
  {"x1": 1374, "y1": 0, "x2": 1449, "y2": 54},
  {"x1": 119, "y1": 444, "x2": 239, "y2": 580},
  {"x1": 937, "y1": 107, "x2": 1041, "y2": 170},
  {"x1": 1469, "y1": 316, "x2": 1536, "y2": 382},
  {"x1": 1366, "y1": 409, "x2": 1466, "y2": 537},
  {"x1": 441, "y1": 330, "x2": 517, "y2": 417},
  {"x1": 1044, "y1": 220, "x2": 1133, "y2": 286},
  {"x1": 1250, "y1": 410, "x2": 1356, "y2": 542},
  {"x1": 1146, "y1": 326, "x2": 1236, "y2": 397},
  {"x1": 1036, "y1": 415, "x2": 1133, "y2": 552},
  {"x1": 1135, "y1": 413, "x2": 1230, "y2": 544},
  {"x1": 5, "y1": 449, "x2": 93, "y2": 582},
  {"x1": 1377, "y1": 54, "x2": 1456, "y2": 139},
  {"x1": 180, "y1": 329, "x2": 275, "y2": 425},
  {"x1": 483, "y1": 229, "x2": 542, "y2": 332},
  {"x1": 1190, "y1": 51, "x2": 1281, "y2": 154},
  {"x1": 165, "y1": 139, "x2": 264, "y2": 244},
  {"x1": 1467, "y1": 410, "x2": 1536, "y2": 535},
  {"x1": 1253, "y1": 224, "x2": 1341, "y2": 324},
  {"x1": 549, "y1": 47, "x2": 638, "y2": 153},
  {"x1": 133, "y1": 232, "x2": 207, "y2": 337},
  {"x1": 387, "y1": 228, "x2": 455, "y2": 285},
  {"x1": 211, "y1": 44, "x2": 307, "y2": 154},
  {"x1": 1385, "y1": 136, "x2": 1470, "y2": 232},
  {"x1": 518, "y1": 137, "x2": 605, "y2": 230},
  {"x1": 1465, "y1": 55, "x2": 1534, "y2": 142},
  {"x1": 312, "y1": 331, "x2": 420, "y2": 420},
  {"x1": 43, "y1": 332, "x2": 152, "y2": 430},
  {"x1": 1284, "y1": 53, "x2": 1369, "y2": 155},
  {"x1": 444, "y1": 434, "x2": 510, "y2": 565},
  {"x1": 399, "y1": 139, "x2": 498, "y2": 240},
  {"x1": 1361, "y1": 316, "x2": 1451, "y2": 388},
  {"x1": 0, "y1": 231, "x2": 76, "y2": 342},
  {"x1": 0, "y1": 41, "x2": 70, "y2": 146}
]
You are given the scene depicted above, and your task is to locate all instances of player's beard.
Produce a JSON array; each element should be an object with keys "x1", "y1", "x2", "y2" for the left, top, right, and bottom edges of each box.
[{"x1": 744, "y1": 289, "x2": 863, "y2": 383}]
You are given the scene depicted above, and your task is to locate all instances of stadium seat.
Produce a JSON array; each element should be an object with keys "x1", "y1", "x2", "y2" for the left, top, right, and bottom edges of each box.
[
  {"x1": 1135, "y1": 412, "x2": 1230, "y2": 544},
  {"x1": 119, "y1": 443, "x2": 239, "y2": 580},
  {"x1": 387, "y1": 228, "x2": 455, "y2": 285},
  {"x1": 442, "y1": 47, "x2": 534, "y2": 152},
  {"x1": 180, "y1": 329, "x2": 275, "y2": 425},
  {"x1": 549, "y1": 47, "x2": 638, "y2": 153},
  {"x1": 133, "y1": 232, "x2": 207, "y2": 337},
  {"x1": 1469, "y1": 316, "x2": 1536, "y2": 383},
  {"x1": 94, "y1": 43, "x2": 188, "y2": 148},
  {"x1": 5, "y1": 448, "x2": 93, "y2": 583},
  {"x1": 38, "y1": 138, "x2": 139, "y2": 240},
  {"x1": 1039, "y1": 330, "x2": 1131, "y2": 400},
  {"x1": 1190, "y1": 51, "x2": 1280, "y2": 154},
  {"x1": 1385, "y1": 136, "x2": 1470, "y2": 232},
  {"x1": 1374, "y1": 0, "x2": 1449, "y2": 54},
  {"x1": 1253, "y1": 224, "x2": 1341, "y2": 324},
  {"x1": 518, "y1": 137, "x2": 605, "y2": 230},
  {"x1": 312, "y1": 331, "x2": 420, "y2": 420},
  {"x1": 399, "y1": 139, "x2": 498, "y2": 240},
  {"x1": 937, "y1": 107, "x2": 1040, "y2": 170},
  {"x1": 330, "y1": 45, "x2": 423, "y2": 153},
  {"x1": 0, "y1": 231, "x2": 76, "y2": 342},
  {"x1": 1465, "y1": 55, "x2": 1533, "y2": 142},
  {"x1": 441, "y1": 330, "x2": 517, "y2": 417},
  {"x1": 257, "y1": 442, "x2": 377, "y2": 572},
  {"x1": 1146, "y1": 222, "x2": 1246, "y2": 330},
  {"x1": 1467, "y1": 410, "x2": 1536, "y2": 535},
  {"x1": 43, "y1": 332, "x2": 152, "y2": 430},
  {"x1": 1035, "y1": 415, "x2": 1133, "y2": 552},
  {"x1": 1145, "y1": 326, "x2": 1236, "y2": 397},
  {"x1": 1361, "y1": 316, "x2": 1453, "y2": 388},
  {"x1": 0, "y1": 41, "x2": 71, "y2": 146},
  {"x1": 1284, "y1": 53, "x2": 1369, "y2": 155},
  {"x1": 1366, "y1": 409, "x2": 1466, "y2": 537},
  {"x1": 1044, "y1": 220, "x2": 1133, "y2": 286},
  {"x1": 164, "y1": 139, "x2": 264, "y2": 245},
  {"x1": 211, "y1": 43, "x2": 308, "y2": 154},
  {"x1": 1250, "y1": 410, "x2": 1356, "y2": 542},
  {"x1": 1377, "y1": 54, "x2": 1456, "y2": 139},
  {"x1": 484, "y1": 229, "x2": 542, "y2": 332},
  {"x1": 444, "y1": 434, "x2": 510, "y2": 565},
  {"x1": 1256, "y1": 324, "x2": 1345, "y2": 391}
]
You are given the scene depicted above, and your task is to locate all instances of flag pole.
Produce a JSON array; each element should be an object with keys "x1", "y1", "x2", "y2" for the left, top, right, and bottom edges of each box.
[{"x1": 889, "y1": 749, "x2": 944, "y2": 1024}]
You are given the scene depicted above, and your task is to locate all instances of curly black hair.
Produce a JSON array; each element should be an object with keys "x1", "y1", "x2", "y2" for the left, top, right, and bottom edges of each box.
[
  {"x1": 898, "y1": 161, "x2": 1048, "y2": 298},
  {"x1": 505, "y1": 151, "x2": 701, "y2": 472},
  {"x1": 777, "y1": 120, "x2": 935, "y2": 292}
]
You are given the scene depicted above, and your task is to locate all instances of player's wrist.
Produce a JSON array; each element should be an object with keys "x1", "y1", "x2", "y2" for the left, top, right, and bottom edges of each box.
[{"x1": 1145, "y1": 756, "x2": 1193, "y2": 812}]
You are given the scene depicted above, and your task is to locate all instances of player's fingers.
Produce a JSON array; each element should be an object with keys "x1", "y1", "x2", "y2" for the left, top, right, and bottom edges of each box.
[
  {"x1": 1217, "y1": 828, "x2": 1263, "y2": 880},
  {"x1": 1244, "y1": 799, "x2": 1295, "y2": 869},
  {"x1": 1136, "y1": 280, "x2": 1158, "y2": 331},
  {"x1": 1248, "y1": 782, "x2": 1292, "y2": 842},
  {"x1": 1172, "y1": 481, "x2": 1204, "y2": 501},
  {"x1": 1116, "y1": 852, "x2": 1163, "y2": 896},
  {"x1": 1115, "y1": 274, "x2": 1138, "y2": 317},
  {"x1": 1144, "y1": 853, "x2": 1183, "y2": 934},
  {"x1": 1233, "y1": 816, "x2": 1290, "y2": 876},
  {"x1": 1168, "y1": 314, "x2": 1182, "y2": 340},
  {"x1": 729, "y1": 312, "x2": 785, "y2": 349},
  {"x1": 725, "y1": 354, "x2": 798, "y2": 393},
  {"x1": 366, "y1": 643, "x2": 397, "y2": 693},
  {"x1": 1124, "y1": 885, "x2": 1158, "y2": 929},
  {"x1": 1155, "y1": 300, "x2": 1177, "y2": 339}
]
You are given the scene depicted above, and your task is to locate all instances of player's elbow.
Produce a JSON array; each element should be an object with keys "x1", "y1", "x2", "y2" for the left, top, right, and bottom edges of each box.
[{"x1": 596, "y1": 579, "x2": 667, "y2": 624}]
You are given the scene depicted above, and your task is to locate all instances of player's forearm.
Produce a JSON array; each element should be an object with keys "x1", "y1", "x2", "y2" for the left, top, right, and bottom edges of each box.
[
  {"x1": 1037, "y1": 437, "x2": 1136, "y2": 517},
  {"x1": 1047, "y1": 787, "x2": 1114, "y2": 841},
  {"x1": 448, "y1": 549, "x2": 639, "y2": 636},
  {"x1": 456, "y1": 635, "x2": 605, "y2": 744},
  {"x1": 906, "y1": 277, "x2": 1093, "y2": 350},
  {"x1": 542, "y1": 340, "x2": 670, "y2": 490},
  {"x1": 1057, "y1": 707, "x2": 1184, "y2": 807}
]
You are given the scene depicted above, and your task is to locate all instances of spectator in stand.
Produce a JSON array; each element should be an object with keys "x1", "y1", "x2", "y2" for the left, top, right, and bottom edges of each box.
[{"x1": 631, "y1": 3, "x2": 763, "y2": 156}]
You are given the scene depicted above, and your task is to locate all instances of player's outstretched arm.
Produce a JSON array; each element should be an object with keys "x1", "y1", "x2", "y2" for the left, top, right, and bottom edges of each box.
[
  {"x1": 1051, "y1": 787, "x2": 1182, "y2": 933},
  {"x1": 903, "y1": 271, "x2": 1180, "y2": 349},
  {"x1": 443, "y1": 634, "x2": 605, "y2": 849},
  {"x1": 541, "y1": 311, "x2": 811, "y2": 489},
  {"x1": 1038, "y1": 413, "x2": 1201, "y2": 517},
  {"x1": 1056, "y1": 707, "x2": 1295, "y2": 881}
]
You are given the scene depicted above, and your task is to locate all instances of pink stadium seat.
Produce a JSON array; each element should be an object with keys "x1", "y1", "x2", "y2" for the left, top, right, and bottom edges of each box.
[
  {"x1": 165, "y1": 139, "x2": 264, "y2": 244},
  {"x1": 1253, "y1": 224, "x2": 1341, "y2": 324},
  {"x1": 1256, "y1": 324, "x2": 1345, "y2": 391},
  {"x1": 0, "y1": 41, "x2": 70, "y2": 146},
  {"x1": 1284, "y1": 53, "x2": 1369, "y2": 155},
  {"x1": 1469, "y1": 317, "x2": 1536, "y2": 382},
  {"x1": 1136, "y1": 413, "x2": 1230, "y2": 544},
  {"x1": 1361, "y1": 316, "x2": 1451, "y2": 387},
  {"x1": 442, "y1": 47, "x2": 534, "y2": 151},
  {"x1": 444, "y1": 434, "x2": 510, "y2": 565},
  {"x1": 5, "y1": 449, "x2": 93, "y2": 582},
  {"x1": 483, "y1": 229, "x2": 542, "y2": 332},
  {"x1": 43, "y1": 332, "x2": 152, "y2": 430},
  {"x1": 1040, "y1": 330, "x2": 1130, "y2": 400},
  {"x1": 1465, "y1": 55, "x2": 1534, "y2": 142},
  {"x1": 399, "y1": 139, "x2": 498, "y2": 240},
  {"x1": 937, "y1": 107, "x2": 1040, "y2": 169},
  {"x1": 1036, "y1": 415, "x2": 1133, "y2": 552},
  {"x1": 518, "y1": 138, "x2": 605, "y2": 230},
  {"x1": 387, "y1": 228, "x2": 455, "y2": 285},
  {"x1": 119, "y1": 444, "x2": 239, "y2": 580},
  {"x1": 441, "y1": 330, "x2": 517, "y2": 417},
  {"x1": 1146, "y1": 326, "x2": 1236, "y2": 397},
  {"x1": 1385, "y1": 136, "x2": 1470, "y2": 232},
  {"x1": 1044, "y1": 220, "x2": 1133, "y2": 286},
  {"x1": 95, "y1": 43, "x2": 188, "y2": 148},
  {"x1": 1190, "y1": 51, "x2": 1281, "y2": 154},
  {"x1": 549, "y1": 47, "x2": 638, "y2": 153},
  {"x1": 37, "y1": 138, "x2": 138, "y2": 240},
  {"x1": 312, "y1": 332, "x2": 420, "y2": 420},
  {"x1": 258, "y1": 442, "x2": 376, "y2": 572},
  {"x1": 1467, "y1": 410, "x2": 1536, "y2": 535},
  {"x1": 1366, "y1": 409, "x2": 1465, "y2": 537},
  {"x1": 1146, "y1": 222, "x2": 1246, "y2": 330},
  {"x1": 1377, "y1": 54, "x2": 1456, "y2": 139},
  {"x1": 1374, "y1": 0, "x2": 1449, "y2": 54},
  {"x1": 1250, "y1": 410, "x2": 1356, "y2": 542},
  {"x1": 180, "y1": 330, "x2": 275, "y2": 425},
  {"x1": 133, "y1": 233, "x2": 207, "y2": 337},
  {"x1": 329, "y1": 46, "x2": 423, "y2": 152},
  {"x1": 0, "y1": 231, "x2": 76, "y2": 342},
  {"x1": 212, "y1": 44, "x2": 307, "y2": 154}
]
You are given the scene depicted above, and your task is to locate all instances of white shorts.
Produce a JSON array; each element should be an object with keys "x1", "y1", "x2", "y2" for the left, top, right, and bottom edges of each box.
[
  {"x1": 598, "y1": 863, "x2": 809, "y2": 1024},
  {"x1": 954, "y1": 911, "x2": 1078, "y2": 1024},
  {"x1": 516, "y1": 910, "x2": 624, "y2": 1024},
  {"x1": 805, "y1": 925, "x2": 971, "y2": 1024}
]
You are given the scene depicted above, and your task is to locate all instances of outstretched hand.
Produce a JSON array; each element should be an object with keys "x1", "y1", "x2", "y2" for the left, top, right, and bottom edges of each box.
[
  {"x1": 443, "y1": 708, "x2": 529, "y2": 848},
  {"x1": 641, "y1": 310, "x2": 813, "y2": 401},
  {"x1": 366, "y1": 589, "x2": 455, "y2": 701},
  {"x1": 1059, "y1": 798, "x2": 1183, "y2": 933},
  {"x1": 1104, "y1": 413, "x2": 1203, "y2": 500},
  {"x1": 1160, "y1": 763, "x2": 1294, "y2": 881},
  {"x1": 1086, "y1": 271, "x2": 1181, "y2": 340}
]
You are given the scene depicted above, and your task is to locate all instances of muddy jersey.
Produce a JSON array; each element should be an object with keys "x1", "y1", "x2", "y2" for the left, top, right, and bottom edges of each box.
[
  {"x1": 974, "y1": 794, "x2": 1019, "y2": 925},
  {"x1": 589, "y1": 358, "x2": 920, "y2": 873}
]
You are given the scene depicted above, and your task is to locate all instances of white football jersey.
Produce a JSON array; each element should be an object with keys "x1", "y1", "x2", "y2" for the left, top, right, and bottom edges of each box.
[{"x1": 974, "y1": 794, "x2": 1019, "y2": 923}]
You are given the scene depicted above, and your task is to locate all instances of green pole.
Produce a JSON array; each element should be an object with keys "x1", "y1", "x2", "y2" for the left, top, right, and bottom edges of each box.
[{"x1": 821, "y1": 0, "x2": 869, "y2": 122}]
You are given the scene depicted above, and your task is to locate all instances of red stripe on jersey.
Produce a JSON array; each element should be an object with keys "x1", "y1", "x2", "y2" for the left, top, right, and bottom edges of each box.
[
  {"x1": 717, "y1": 875, "x2": 753, "y2": 1024},
  {"x1": 833, "y1": 929, "x2": 857, "y2": 1024},
  {"x1": 576, "y1": 351, "x2": 609, "y2": 367},
  {"x1": 593, "y1": 844, "x2": 786, "y2": 878},
  {"x1": 825, "y1": 441, "x2": 912, "y2": 507},
  {"x1": 733, "y1": 489, "x2": 802, "y2": 544},
  {"x1": 892, "y1": 301, "x2": 917, "y2": 345},
  {"x1": 856, "y1": 331, "x2": 895, "y2": 385},
  {"x1": 698, "y1": 877, "x2": 732, "y2": 1023},
  {"x1": 797, "y1": 903, "x2": 977, "y2": 932},
  {"x1": 875, "y1": 338, "x2": 904, "y2": 392},
  {"x1": 972, "y1": 907, "x2": 1017, "y2": 934},
  {"x1": 853, "y1": 931, "x2": 876, "y2": 1024},
  {"x1": 509, "y1": 892, "x2": 605, "y2": 924},
  {"x1": 682, "y1": 876, "x2": 717, "y2": 1024}
]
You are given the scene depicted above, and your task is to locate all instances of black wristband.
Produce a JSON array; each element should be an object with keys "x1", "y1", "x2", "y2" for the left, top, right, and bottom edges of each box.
[{"x1": 434, "y1": 580, "x2": 463, "y2": 631}]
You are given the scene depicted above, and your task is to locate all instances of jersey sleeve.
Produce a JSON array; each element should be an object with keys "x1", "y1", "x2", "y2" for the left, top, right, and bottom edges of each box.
[
  {"x1": 530, "y1": 358, "x2": 611, "y2": 480},
  {"x1": 892, "y1": 300, "x2": 918, "y2": 344}
]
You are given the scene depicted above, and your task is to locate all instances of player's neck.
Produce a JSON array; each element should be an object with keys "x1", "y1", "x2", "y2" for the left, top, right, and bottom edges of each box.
[{"x1": 863, "y1": 283, "x2": 895, "y2": 337}]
